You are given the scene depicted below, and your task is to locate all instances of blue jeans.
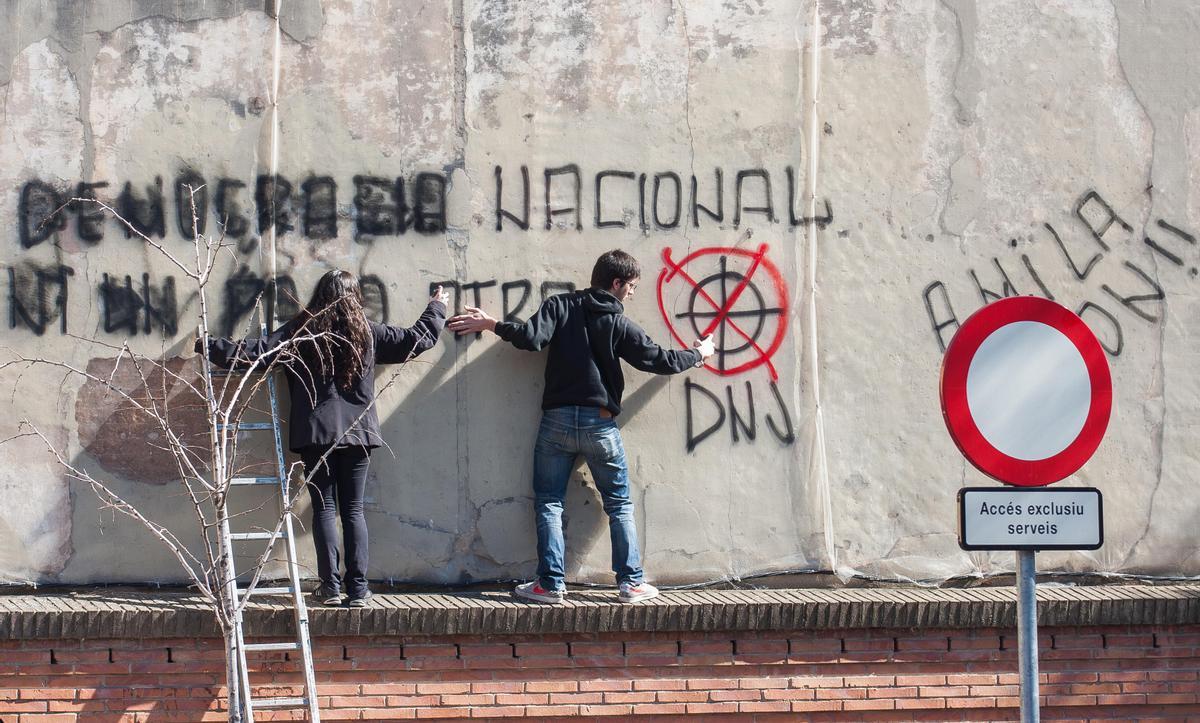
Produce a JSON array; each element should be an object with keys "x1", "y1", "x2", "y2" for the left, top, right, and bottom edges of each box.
[{"x1": 533, "y1": 406, "x2": 643, "y2": 591}]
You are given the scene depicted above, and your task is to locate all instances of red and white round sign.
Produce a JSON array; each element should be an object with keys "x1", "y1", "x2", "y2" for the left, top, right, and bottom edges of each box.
[{"x1": 940, "y1": 296, "x2": 1112, "y2": 487}]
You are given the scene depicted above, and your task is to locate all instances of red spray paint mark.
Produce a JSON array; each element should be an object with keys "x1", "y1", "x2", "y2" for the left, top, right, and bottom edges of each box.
[{"x1": 657, "y1": 244, "x2": 789, "y2": 381}]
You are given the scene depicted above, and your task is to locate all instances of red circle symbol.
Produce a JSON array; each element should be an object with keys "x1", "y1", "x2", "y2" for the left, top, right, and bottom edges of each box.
[
  {"x1": 657, "y1": 244, "x2": 789, "y2": 381},
  {"x1": 940, "y1": 296, "x2": 1112, "y2": 487}
]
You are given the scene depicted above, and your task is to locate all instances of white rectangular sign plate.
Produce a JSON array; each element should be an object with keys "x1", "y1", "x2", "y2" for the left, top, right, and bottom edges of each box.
[{"x1": 958, "y1": 487, "x2": 1103, "y2": 551}]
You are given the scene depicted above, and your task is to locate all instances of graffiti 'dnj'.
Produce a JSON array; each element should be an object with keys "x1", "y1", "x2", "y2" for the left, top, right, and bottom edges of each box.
[{"x1": 657, "y1": 245, "x2": 795, "y2": 453}]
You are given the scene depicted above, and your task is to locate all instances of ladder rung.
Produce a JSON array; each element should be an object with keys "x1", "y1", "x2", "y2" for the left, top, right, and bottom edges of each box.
[
  {"x1": 230, "y1": 476, "x2": 280, "y2": 486},
  {"x1": 229, "y1": 531, "x2": 288, "y2": 542},
  {"x1": 239, "y1": 586, "x2": 293, "y2": 597},
  {"x1": 217, "y1": 422, "x2": 275, "y2": 431},
  {"x1": 244, "y1": 642, "x2": 300, "y2": 653},
  {"x1": 253, "y1": 696, "x2": 307, "y2": 709}
]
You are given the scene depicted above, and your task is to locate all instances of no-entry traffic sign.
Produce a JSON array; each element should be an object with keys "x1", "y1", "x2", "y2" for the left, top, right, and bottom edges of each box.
[
  {"x1": 940, "y1": 297, "x2": 1112, "y2": 487},
  {"x1": 941, "y1": 296, "x2": 1112, "y2": 722}
]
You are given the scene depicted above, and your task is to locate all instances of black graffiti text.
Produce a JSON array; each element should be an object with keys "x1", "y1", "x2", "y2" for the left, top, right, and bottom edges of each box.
[
  {"x1": 8, "y1": 262, "x2": 74, "y2": 336},
  {"x1": 494, "y1": 165, "x2": 833, "y2": 232},
  {"x1": 919, "y1": 189, "x2": 1194, "y2": 358},
  {"x1": 17, "y1": 170, "x2": 450, "y2": 247},
  {"x1": 684, "y1": 377, "x2": 796, "y2": 453}
]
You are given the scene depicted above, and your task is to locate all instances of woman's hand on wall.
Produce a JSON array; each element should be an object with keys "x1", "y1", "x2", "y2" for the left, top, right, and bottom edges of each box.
[{"x1": 430, "y1": 285, "x2": 450, "y2": 308}]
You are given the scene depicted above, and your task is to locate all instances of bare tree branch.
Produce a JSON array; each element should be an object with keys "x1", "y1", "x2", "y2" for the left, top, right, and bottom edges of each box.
[{"x1": 18, "y1": 421, "x2": 215, "y2": 604}]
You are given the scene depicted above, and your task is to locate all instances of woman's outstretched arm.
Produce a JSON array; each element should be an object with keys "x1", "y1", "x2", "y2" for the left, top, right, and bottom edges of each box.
[{"x1": 373, "y1": 286, "x2": 449, "y2": 364}]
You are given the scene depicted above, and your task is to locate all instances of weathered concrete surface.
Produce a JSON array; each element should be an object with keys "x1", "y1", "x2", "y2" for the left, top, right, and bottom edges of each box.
[
  {"x1": 1, "y1": 584, "x2": 1197, "y2": 639},
  {"x1": 0, "y1": 1, "x2": 325, "y2": 85},
  {"x1": 0, "y1": 1, "x2": 1197, "y2": 586}
]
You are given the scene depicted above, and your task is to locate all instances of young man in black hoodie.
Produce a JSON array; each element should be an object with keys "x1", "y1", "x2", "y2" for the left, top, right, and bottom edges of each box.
[{"x1": 448, "y1": 250, "x2": 715, "y2": 603}]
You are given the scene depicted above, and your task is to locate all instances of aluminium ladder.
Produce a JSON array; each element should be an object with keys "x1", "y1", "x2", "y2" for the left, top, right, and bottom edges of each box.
[{"x1": 213, "y1": 361, "x2": 321, "y2": 723}]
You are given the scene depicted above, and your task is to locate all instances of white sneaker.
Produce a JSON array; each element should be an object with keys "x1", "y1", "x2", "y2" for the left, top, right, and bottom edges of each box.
[
  {"x1": 513, "y1": 580, "x2": 566, "y2": 604},
  {"x1": 618, "y1": 581, "x2": 659, "y2": 603}
]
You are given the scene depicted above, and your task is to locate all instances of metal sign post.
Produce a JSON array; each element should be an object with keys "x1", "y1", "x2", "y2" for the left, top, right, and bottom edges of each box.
[
  {"x1": 956, "y1": 489, "x2": 1104, "y2": 723},
  {"x1": 940, "y1": 297, "x2": 1113, "y2": 723},
  {"x1": 1017, "y1": 550, "x2": 1039, "y2": 722}
]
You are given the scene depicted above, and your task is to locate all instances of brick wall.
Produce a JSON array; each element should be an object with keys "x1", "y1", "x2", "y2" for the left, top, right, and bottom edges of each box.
[{"x1": 1, "y1": 625, "x2": 1198, "y2": 721}]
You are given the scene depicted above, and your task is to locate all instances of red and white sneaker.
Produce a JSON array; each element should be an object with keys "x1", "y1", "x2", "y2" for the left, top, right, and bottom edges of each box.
[
  {"x1": 513, "y1": 581, "x2": 565, "y2": 604},
  {"x1": 618, "y1": 581, "x2": 659, "y2": 603}
]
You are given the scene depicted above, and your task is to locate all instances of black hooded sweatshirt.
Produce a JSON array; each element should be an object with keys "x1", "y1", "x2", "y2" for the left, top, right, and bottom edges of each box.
[
  {"x1": 494, "y1": 288, "x2": 701, "y2": 416},
  {"x1": 202, "y1": 300, "x2": 446, "y2": 451}
]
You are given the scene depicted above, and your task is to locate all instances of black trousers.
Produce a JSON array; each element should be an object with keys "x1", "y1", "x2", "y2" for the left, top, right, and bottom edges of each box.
[{"x1": 301, "y1": 446, "x2": 372, "y2": 597}]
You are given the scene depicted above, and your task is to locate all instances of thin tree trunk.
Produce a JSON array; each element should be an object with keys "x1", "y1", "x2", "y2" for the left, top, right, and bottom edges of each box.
[
  {"x1": 225, "y1": 623, "x2": 244, "y2": 723},
  {"x1": 218, "y1": 506, "x2": 247, "y2": 722}
]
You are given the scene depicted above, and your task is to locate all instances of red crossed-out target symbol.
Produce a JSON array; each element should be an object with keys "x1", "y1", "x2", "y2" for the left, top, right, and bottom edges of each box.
[{"x1": 657, "y1": 244, "x2": 789, "y2": 381}]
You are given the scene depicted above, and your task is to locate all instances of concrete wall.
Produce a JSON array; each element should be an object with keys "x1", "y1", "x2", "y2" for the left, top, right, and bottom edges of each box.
[{"x1": 0, "y1": 0, "x2": 1196, "y2": 586}]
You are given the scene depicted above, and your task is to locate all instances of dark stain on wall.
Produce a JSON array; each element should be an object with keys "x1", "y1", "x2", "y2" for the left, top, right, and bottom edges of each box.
[{"x1": 74, "y1": 356, "x2": 208, "y2": 486}]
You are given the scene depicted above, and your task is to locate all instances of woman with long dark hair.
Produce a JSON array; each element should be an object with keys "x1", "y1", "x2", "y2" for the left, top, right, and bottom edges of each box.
[{"x1": 199, "y1": 270, "x2": 448, "y2": 606}]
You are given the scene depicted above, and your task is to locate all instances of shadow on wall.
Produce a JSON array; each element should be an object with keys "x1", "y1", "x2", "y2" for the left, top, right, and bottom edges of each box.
[
  {"x1": 52, "y1": 317, "x2": 680, "y2": 587},
  {"x1": 366, "y1": 338, "x2": 673, "y2": 587}
]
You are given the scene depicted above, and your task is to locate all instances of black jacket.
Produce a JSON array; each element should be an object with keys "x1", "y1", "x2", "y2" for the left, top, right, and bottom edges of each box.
[
  {"x1": 202, "y1": 300, "x2": 446, "y2": 451},
  {"x1": 495, "y1": 289, "x2": 700, "y2": 416}
]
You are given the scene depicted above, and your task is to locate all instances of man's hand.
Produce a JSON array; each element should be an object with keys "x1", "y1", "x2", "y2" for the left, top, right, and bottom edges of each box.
[
  {"x1": 693, "y1": 334, "x2": 715, "y2": 363},
  {"x1": 447, "y1": 306, "x2": 498, "y2": 335},
  {"x1": 430, "y1": 284, "x2": 451, "y2": 307}
]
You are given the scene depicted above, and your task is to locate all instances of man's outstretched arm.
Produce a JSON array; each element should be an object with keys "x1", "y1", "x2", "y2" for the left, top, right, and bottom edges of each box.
[
  {"x1": 446, "y1": 305, "x2": 498, "y2": 335},
  {"x1": 617, "y1": 320, "x2": 715, "y2": 374},
  {"x1": 447, "y1": 298, "x2": 563, "y2": 351}
]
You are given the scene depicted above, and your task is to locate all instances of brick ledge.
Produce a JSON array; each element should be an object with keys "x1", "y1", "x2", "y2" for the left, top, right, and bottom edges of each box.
[{"x1": 0, "y1": 584, "x2": 1196, "y2": 639}]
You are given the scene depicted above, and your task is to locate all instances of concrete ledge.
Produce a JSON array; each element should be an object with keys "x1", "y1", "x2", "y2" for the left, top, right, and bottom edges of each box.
[{"x1": 1, "y1": 584, "x2": 1197, "y2": 639}]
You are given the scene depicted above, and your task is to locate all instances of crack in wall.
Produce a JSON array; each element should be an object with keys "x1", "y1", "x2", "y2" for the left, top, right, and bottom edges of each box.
[
  {"x1": 1116, "y1": 196, "x2": 1168, "y2": 571},
  {"x1": 1111, "y1": 0, "x2": 1155, "y2": 204},
  {"x1": 676, "y1": 0, "x2": 697, "y2": 258},
  {"x1": 936, "y1": 0, "x2": 979, "y2": 126},
  {"x1": 933, "y1": 0, "x2": 980, "y2": 242},
  {"x1": 0, "y1": 2, "x2": 324, "y2": 88}
]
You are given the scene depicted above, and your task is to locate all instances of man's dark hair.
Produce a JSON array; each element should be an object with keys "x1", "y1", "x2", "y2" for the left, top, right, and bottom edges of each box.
[{"x1": 591, "y1": 249, "x2": 641, "y2": 289}]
